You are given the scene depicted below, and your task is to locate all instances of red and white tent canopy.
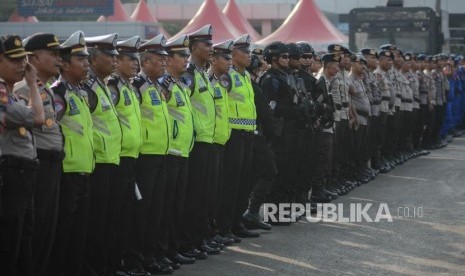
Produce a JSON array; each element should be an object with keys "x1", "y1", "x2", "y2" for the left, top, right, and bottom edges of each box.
[
  {"x1": 130, "y1": 0, "x2": 170, "y2": 37},
  {"x1": 97, "y1": 0, "x2": 131, "y2": 22},
  {"x1": 257, "y1": 0, "x2": 347, "y2": 45},
  {"x1": 223, "y1": 0, "x2": 261, "y2": 42},
  {"x1": 172, "y1": 0, "x2": 241, "y2": 44}
]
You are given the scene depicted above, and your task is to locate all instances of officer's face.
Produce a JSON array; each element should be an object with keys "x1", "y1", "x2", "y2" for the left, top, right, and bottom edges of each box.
[
  {"x1": 341, "y1": 54, "x2": 351, "y2": 70},
  {"x1": 212, "y1": 55, "x2": 231, "y2": 75},
  {"x1": 232, "y1": 49, "x2": 251, "y2": 69},
  {"x1": 167, "y1": 53, "x2": 189, "y2": 75},
  {"x1": 0, "y1": 55, "x2": 27, "y2": 85},
  {"x1": 144, "y1": 53, "x2": 166, "y2": 79},
  {"x1": 300, "y1": 53, "x2": 313, "y2": 67},
  {"x1": 62, "y1": 55, "x2": 90, "y2": 85},
  {"x1": 351, "y1": 61, "x2": 363, "y2": 75},
  {"x1": 311, "y1": 60, "x2": 322, "y2": 73},
  {"x1": 192, "y1": 42, "x2": 213, "y2": 63},
  {"x1": 117, "y1": 55, "x2": 138, "y2": 80},
  {"x1": 90, "y1": 50, "x2": 117, "y2": 78},
  {"x1": 402, "y1": 60, "x2": 411, "y2": 71},
  {"x1": 394, "y1": 54, "x2": 404, "y2": 68},
  {"x1": 289, "y1": 55, "x2": 301, "y2": 70},
  {"x1": 379, "y1": 56, "x2": 392, "y2": 71},
  {"x1": 326, "y1": 62, "x2": 339, "y2": 77},
  {"x1": 276, "y1": 53, "x2": 289, "y2": 69},
  {"x1": 365, "y1": 55, "x2": 377, "y2": 70},
  {"x1": 30, "y1": 49, "x2": 62, "y2": 80}
]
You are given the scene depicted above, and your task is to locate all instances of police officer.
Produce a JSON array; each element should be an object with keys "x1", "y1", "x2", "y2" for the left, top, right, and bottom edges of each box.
[
  {"x1": 432, "y1": 54, "x2": 448, "y2": 147},
  {"x1": 14, "y1": 33, "x2": 64, "y2": 276},
  {"x1": 161, "y1": 35, "x2": 199, "y2": 261},
  {"x1": 349, "y1": 55, "x2": 371, "y2": 177},
  {"x1": 260, "y1": 41, "x2": 308, "y2": 219},
  {"x1": 107, "y1": 36, "x2": 156, "y2": 275},
  {"x1": 311, "y1": 53, "x2": 338, "y2": 205},
  {"x1": 82, "y1": 33, "x2": 123, "y2": 275},
  {"x1": 131, "y1": 34, "x2": 179, "y2": 274},
  {"x1": 242, "y1": 53, "x2": 275, "y2": 231},
  {"x1": 361, "y1": 49, "x2": 383, "y2": 171},
  {"x1": 206, "y1": 40, "x2": 237, "y2": 243},
  {"x1": 47, "y1": 31, "x2": 94, "y2": 276},
  {"x1": 0, "y1": 34, "x2": 44, "y2": 276},
  {"x1": 399, "y1": 53, "x2": 415, "y2": 157},
  {"x1": 216, "y1": 34, "x2": 258, "y2": 239},
  {"x1": 415, "y1": 54, "x2": 434, "y2": 151},
  {"x1": 375, "y1": 50, "x2": 396, "y2": 171},
  {"x1": 179, "y1": 25, "x2": 220, "y2": 256}
]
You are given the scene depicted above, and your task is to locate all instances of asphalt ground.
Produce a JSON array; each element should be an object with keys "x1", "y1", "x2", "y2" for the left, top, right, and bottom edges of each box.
[{"x1": 175, "y1": 137, "x2": 465, "y2": 276}]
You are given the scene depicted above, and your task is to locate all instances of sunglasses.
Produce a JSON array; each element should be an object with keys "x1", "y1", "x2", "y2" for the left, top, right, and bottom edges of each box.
[
  {"x1": 302, "y1": 54, "x2": 313, "y2": 59},
  {"x1": 279, "y1": 54, "x2": 290, "y2": 60}
]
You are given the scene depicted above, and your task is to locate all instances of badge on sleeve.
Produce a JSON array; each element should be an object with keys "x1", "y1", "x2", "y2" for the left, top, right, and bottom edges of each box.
[{"x1": 19, "y1": 127, "x2": 27, "y2": 136}]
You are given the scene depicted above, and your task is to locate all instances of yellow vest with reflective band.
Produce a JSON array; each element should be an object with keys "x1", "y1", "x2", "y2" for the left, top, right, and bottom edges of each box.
[
  {"x1": 211, "y1": 76, "x2": 231, "y2": 145},
  {"x1": 88, "y1": 79, "x2": 122, "y2": 164},
  {"x1": 189, "y1": 67, "x2": 216, "y2": 143},
  {"x1": 137, "y1": 77, "x2": 171, "y2": 155},
  {"x1": 112, "y1": 79, "x2": 143, "y2": 158},
  {"x1": 166, "y1": 79, "x2": 195, "y2": 157},
  {"x1": 58, "y1": 88, "x2": 95, "y2": 173},
  {"x1": 228, "y1": 67, "x2": 257, "y2": 131}
]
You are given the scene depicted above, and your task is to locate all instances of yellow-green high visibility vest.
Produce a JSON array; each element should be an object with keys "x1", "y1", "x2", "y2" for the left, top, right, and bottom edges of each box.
[
  {"x1": 164, "y1": 75, "x2": 195, "y2": 158},
  {"x1": 108, "y1": 76, "x2": 143, "y2": 158},
  {"x1": 52, "y1": 81, "x2": 95, "y2": 173},
  {"x1": 228, "y1": 67, "x2": 257, "y2": 131},
  {"x1": 132, "y1": 74, "x2": 171, "y2": 155},
  {"x1": 84, "y1": 77, "x2": 122, "y2": 165},
  {"x1": 185, "y1": 64, "x2": 216, "y2": 143},
  {"x1": 210, "y1": 73, "x2": 231, "y2": 145}
]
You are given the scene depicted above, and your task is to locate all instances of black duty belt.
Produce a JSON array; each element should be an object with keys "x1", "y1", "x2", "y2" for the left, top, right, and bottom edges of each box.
[
  {"x1": 335, "y1": 103, "x2": 342, "y2": 110},
  {"x1": 381, "y1": 96, "x2": 391, "y2": 101},
  {"x1": 356, "y1": 110, "x2": 369, "y2": 117},
  {"x1": 1, "y1": 156, "x2": 39, "y2": 170},
  {"x1": 414, "y1": 98, "x2": 421, "y2": 103},
  {"x1": 37, "y1": 149, "x2": 65, "y2": 162},
  {"x1": 372, "y1": 100, "x2": 381, "y2": 105},
  {"x1": 342, "y1": 102, "x2": 349, "y2": 108},
  {"x1": 401, "y1": 99, "x2": 413, "y2": 103},
  {"x1": 396, "y1": 94, "x2": 402, "y2": 99}
]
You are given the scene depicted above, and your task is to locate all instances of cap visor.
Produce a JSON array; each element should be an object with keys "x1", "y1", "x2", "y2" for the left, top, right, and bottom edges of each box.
[
  {"x1": 119, "y1": 52, "x2": 139, "y2": 59},
  {"x1": 7, "y1": 51, "x2": 30, "y2": 59},
  {"x1": 170, "y1": 49, "x2": 190, "y2": 56},
  {"x1": 102, "y1": 49, "x2": 119, "y2": 56}
]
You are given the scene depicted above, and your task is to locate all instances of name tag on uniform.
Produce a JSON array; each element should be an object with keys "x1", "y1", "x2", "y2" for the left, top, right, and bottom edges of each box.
[
  {"x1": 123, "y1": 90, "x2": 132, "y2": 106},
  {"x1": 213, "y1": 87, "x2": 223, "y2": 100},
  {"x1": 198, "y1": 78, "x2": 208, "y2": 93},
  {"x1": 68, "y1": 98, "x2": 80, "y2": 116},
  {"x1": 175, "y1": 92, "x2": 185, "y2": 107},
  {"x1": 149, "y1": 90, "x2": 161, "y2": 106},
  {"x1": 101, "y1": 95, "x2": 111, "y2": 111},
  {"x1": 234, "y1": 74, "x2": 242, "y2": 87}
]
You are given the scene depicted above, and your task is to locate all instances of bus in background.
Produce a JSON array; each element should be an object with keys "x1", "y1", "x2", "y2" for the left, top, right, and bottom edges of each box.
[{"x1": 348, "y1": 5, "x2": 443, "y2": 54}]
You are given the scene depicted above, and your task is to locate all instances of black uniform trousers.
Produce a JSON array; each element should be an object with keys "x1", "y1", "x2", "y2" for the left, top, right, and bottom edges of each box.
[
  {"x1": 433, "y1": 105, "x2": 445, "y2": 144},
  {"x1": 33, "y1": 149, "x2": 63, "y2": 276},
  {"x1": 132, "y1": 155, "x2": 166, "y2": 263},
  {"x1": 401, "y1": 111, "x2": 414, "y2": 151},
  {"x1": 412, "y1": 108, "x2": 423, "y2": 150},
  {"x1": 216, "y1": 129, "x2": 254, "y2": 235},
  {"x1": 208, "y1": 144, "x2": 225, "y2": 236},
  {"x1": 333, "y1": 119, "x2": 349, "y2": 181},
  {"x1": 269, "y1": 120, "x2": 296, "y2": 204},
  {"x1": 311, "y1": 131, "x2": 334, "y2": 195},
  {"x1": 108, "y1": 157, "x2": 137, "y2": 269},
  {"x1": 179, "y1": 142, "x2": 212, "y2": 250},
  {"x1": 0, "y1": 157, "x2": 38, "y2": 276},
  {"x1": 295, "y1": 129, "x2": 316, "y2": 203},
  {"x1": 86, "y1": 163, "x2": 118, "y2": 275},
  {"x1": 248, "y1": 135, "x2": 278, "y2": 213},
  {"x1": 47, "y1": 172, "x2": 90, "y2": 276},
  {"x1": 166, "y1": 155, "x2": 189, "y2": 257},
  {"x1": 421, "y1": 105, "x2": 436, "y2": 148}
]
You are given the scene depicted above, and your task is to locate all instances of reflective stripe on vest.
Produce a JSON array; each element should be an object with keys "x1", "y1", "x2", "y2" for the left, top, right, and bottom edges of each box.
[
  {"x1": 91, "y1": 84, "x2": 121, "y2": 165},
  {"x1": 114, "y1": 81, "x2": 143, "y2": 158},
  {"x1": 211, "y1": 80, "x2": 231, "y2": 145},
  {"x1": 139, "y1": 82, "x2": 171, "y2": 155},
  {"x1": 166, "y1": 83, "x2": 195, "y2": 158},
  {"x1": 228, "y1": 68, "x2": 257, "y2": 131},
  {"x1": 60, "y1": 90, "x2": 95, "y2": 173},
  {"x1": 190, "y1": 69, "x2": 215, "y2": 143}
]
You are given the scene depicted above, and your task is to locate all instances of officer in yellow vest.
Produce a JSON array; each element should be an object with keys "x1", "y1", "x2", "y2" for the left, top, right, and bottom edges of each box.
[
  {"x1": 14, "y1": 33, "x2": 64, "y2": 276},
  {"x1": 47, "y1": 31, "x2": 94, "y2": 276},
  {"x1": 206, "y1": 39, "x2": 235, "y2": 247},
  {"x1": 162, "y1": 35, "x2": 199, "y2": 262},
  {"x1": 0, "y1": 34, "x2": 44, "y2": 276},
  {"x1": 82, "y1": 33, "x2": 123, "y2": 276},
  {"x1": 180, "y1": 25, "x2": 221, "y2": 256},
  {"x1": 106, "y1": 36, "x2": 149, "y2": 275},
  {"x1": 130, "y1": 34, "x2": 178, "y2": 274},
  {"x1": 216, "y1": 34, "x2": 259, "y2": 241}
]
